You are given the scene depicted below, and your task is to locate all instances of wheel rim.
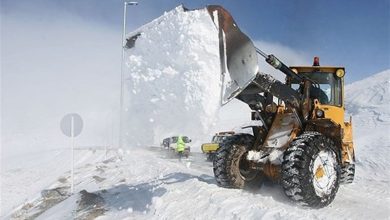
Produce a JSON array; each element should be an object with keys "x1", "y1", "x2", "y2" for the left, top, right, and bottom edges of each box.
[
  {"x1": 238, "y1": 151, "x2": 257, "y2": 181},
  {"x1": 312, "y1": 150, "x2": 338, "y2": 197}
]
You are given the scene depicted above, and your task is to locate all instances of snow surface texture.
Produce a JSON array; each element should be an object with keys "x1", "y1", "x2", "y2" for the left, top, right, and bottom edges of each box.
[{"x1": 124, "y1": 6, "x2": 221, "y2": 147}]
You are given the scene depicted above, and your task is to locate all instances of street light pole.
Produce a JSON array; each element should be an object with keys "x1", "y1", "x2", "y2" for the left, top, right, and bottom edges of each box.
[{"x1": 119, "y1": 1, "x2": 138, "y2": 148}]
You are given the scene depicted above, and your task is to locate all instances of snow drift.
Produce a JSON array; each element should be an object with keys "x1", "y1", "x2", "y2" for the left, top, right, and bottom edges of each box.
[{"x1": 123, "y1": 6, "x2": 221, "y2": 147}]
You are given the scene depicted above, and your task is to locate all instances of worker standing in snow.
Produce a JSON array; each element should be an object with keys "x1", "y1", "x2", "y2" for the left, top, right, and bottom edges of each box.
[{"x1": 176, "y1": 136, "x2": 185, "y2": 161}]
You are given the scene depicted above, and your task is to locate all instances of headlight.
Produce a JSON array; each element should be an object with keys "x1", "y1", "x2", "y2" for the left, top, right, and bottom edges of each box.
[{"x1": 316, "y1": 109, "x2": 325, "y2": 118}]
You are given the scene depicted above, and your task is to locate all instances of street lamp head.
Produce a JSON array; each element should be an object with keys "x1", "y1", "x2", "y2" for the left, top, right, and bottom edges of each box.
[{"x1": 125, "y1": 1, "x2": 138, "y2": 5}]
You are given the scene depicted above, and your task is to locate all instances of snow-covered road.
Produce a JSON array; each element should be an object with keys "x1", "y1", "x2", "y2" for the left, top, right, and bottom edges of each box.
[{"x1": 4, "y1": 137, "x2": 389, "y2": 220}]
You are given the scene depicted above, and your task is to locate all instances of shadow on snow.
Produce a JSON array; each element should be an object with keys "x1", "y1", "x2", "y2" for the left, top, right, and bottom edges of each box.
[{"x1": 90, "y1": 172, "x2": 216, "y2": 214}]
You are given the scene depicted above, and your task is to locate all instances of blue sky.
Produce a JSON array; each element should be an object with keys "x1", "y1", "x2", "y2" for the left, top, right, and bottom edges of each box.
[{"x1": 2, "y1": 0, "x2": 389, "y2": 83}]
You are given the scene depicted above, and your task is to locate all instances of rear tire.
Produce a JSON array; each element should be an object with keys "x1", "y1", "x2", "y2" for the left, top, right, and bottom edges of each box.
[
  {"x1": 281, "y1": 132, "x2": 340, "y2": 208},
  {"x1": 213, "y1": 134, "x2": 264, "y2": 189},
  {"x1": 340, "y1": 163, "x2": 355, "y2": 184}
]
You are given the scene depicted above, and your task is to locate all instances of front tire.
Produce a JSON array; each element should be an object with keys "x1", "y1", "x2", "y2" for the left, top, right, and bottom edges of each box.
[
  {"x1": 213, "y1": 134, "x2": 263, "y2": 189},
  {"x1": 281, "y1": 132, "x2": 340, "y2": 208}
]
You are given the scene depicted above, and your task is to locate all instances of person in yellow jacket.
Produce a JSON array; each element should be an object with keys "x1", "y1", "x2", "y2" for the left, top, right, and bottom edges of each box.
[{"x1": 176, "y1": 136, "x2": 185, "y2": 160}]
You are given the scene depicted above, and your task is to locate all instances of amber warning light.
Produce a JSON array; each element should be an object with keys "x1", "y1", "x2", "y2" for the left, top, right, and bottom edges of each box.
[{"x1": 313, "y1": 57, "x2": 320, "y2": 66}]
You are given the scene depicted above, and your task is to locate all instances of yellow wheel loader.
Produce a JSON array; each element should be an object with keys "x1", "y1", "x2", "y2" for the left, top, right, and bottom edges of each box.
[
  {"x1": 126, "y1": 4, "x2": 354, "y2": 208},
  {"x1": 204, "y1": 5, "x2": 355, "y2": 208}
]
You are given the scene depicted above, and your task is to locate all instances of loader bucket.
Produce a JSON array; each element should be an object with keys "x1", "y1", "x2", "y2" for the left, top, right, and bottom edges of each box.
[{"x1": 206, "y1": 5, "x2": 259, "y2": 104}]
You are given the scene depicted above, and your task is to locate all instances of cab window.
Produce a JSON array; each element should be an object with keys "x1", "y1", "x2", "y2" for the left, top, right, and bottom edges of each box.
[{"x1": 290, "y1": 72, "x2": 342, "y2": 106}]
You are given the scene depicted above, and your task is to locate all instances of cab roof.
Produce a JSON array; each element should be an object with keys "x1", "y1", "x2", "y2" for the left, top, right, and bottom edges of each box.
[{"x1": 289, "y1": 66, "x2": 345, "y2": 73}]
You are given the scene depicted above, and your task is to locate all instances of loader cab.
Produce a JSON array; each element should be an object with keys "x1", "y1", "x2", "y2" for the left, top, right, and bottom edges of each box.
[
  {"x1": 288, "y1": 69, "x2": 344, "y2": 106},
  {"x1": 287, "y1": 61, "x2": 346, "y2": 127}
]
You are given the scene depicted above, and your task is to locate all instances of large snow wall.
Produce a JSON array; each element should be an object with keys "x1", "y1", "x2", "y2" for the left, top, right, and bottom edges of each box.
[{"x1": 123, "y1": 6, "x2": 221, "y2": 147}]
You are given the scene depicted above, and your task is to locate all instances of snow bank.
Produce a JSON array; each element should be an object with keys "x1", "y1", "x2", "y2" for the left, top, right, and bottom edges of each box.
[{"x1": 123, "y1": 6, "x2": 221, "y2": 147}]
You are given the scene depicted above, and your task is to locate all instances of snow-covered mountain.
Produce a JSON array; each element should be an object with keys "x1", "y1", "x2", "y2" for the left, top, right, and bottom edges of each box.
[
  {"x1": 346, "y1": 69, "x2": 390, "y2": 123},
  {"x1": 346, "y1": 69, "x2": 389, "y2": 108}
]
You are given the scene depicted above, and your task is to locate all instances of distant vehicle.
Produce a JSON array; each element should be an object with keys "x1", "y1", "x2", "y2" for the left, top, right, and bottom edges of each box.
[
  {"x1": 161, "y1": 136, "x2": 191, "y2": 158},
  {"x1": 201, "y1": 131, "x2": 235, "y2": 161}
]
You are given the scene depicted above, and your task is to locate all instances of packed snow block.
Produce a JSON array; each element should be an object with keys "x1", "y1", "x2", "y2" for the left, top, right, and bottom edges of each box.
[{"x1": 124, "y1": 6, "x2": 221, "y2": 146}]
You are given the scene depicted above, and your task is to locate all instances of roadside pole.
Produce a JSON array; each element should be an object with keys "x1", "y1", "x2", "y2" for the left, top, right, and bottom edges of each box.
[
  {"x1": 60, "y1": 113, "x2": 83, "y2": 195},
  {"x1": 119, "y1": 1, "x2": 139, "y2": 148}
]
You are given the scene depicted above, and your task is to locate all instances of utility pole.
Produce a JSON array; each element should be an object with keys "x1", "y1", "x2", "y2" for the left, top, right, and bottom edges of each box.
[{"x1": 119, "y1": 1, "x2": 138, "y2": 148}]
